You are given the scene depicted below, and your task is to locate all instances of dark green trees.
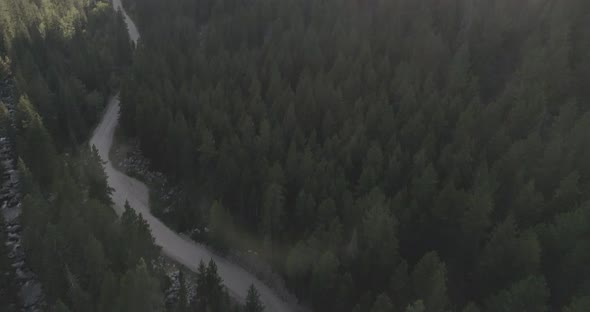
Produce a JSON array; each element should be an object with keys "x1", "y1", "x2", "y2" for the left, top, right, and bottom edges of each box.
[
  {"x1": 19, "y1": 146, "x2": 165, "y2": 311},
  {"x1": 121, "y1": 201, "x2": 160, "y2": 268},
  {"x1": 484, "y1": 276, "x2": 549, "y2": 312},
  {"x1": 193, "y1": 259, "x2": 231, "y2": 312},
  {"x1": 176, "y1": 270, "x2": 189, "y2": 312},
  {"x1": 2, "y1": 1, "x2": 164, "y2": 310},
  {"x1": 118, "y1": 0, "x2": 590, "y2": 310},
  {"x1": 18, "y1": 141, "x2": 165, "y2": 311},
  {"x1": 84, "y1": 146, "x2": 114, "y2": 206},
  {"x1": 6, "y1": 0, "x2": 132, "y2": 148},
  {"x1": 411, "y1": 252, "x2": 448, "y2": 312},
  {"x1": 117, "y1": 259, "x2": 165, "y2": 312},
  {"x1": 15, "y1": 96, "x2": 57, "y2": 188},
  {"x1": 244, "y1": 284, "x2": 265, "y2": 312}
]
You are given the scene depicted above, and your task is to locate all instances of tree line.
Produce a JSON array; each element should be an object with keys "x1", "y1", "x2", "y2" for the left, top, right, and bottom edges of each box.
[{"x1": 120, "y1": 0, "x2": 590, "y2": 311}]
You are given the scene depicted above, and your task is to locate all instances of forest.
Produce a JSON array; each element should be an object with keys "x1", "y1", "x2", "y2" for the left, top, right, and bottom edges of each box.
[
  {"x1": 117, "y1": 0, "x2": 590, "y2": 311},
  {"x1": 0, "y1": 0, "x2": 267, "y2": 311},
  {"x1": 0, "y1": 0, "x2": 167, "y2": 310}
]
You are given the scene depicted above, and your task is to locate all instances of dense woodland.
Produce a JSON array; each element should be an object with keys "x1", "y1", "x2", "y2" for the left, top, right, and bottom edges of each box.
[
  {"x1": 0, "y1": 0, "x2": 266, "y2": 311},
  {"x1": 0, "y1": 0, "x2": 168, "y2": 310},
  {"x1": 119, "y1": 0, "x2": 590, "y2": 311},
  {"x1": 1, "y1": 0, "x2": 133, "y2": 149}
]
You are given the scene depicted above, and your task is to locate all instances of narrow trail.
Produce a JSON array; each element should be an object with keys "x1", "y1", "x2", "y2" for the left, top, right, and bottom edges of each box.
[{"x1": 89, "y1": 1, "x2": 296, "y2": 311}]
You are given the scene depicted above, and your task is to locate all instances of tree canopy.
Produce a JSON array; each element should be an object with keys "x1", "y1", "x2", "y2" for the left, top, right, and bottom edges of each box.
[{"x1": 119, "y1": 0, "x2": 590, "y2": 310}]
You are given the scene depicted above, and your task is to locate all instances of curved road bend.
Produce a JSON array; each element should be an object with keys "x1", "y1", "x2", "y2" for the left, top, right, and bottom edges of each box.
[{"x1": 90, "y1": 1, "x2": 295, "y2": 311}]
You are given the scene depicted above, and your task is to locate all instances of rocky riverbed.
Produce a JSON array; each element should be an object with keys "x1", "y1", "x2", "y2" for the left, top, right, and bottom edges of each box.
[{"x1": 0, "y1": 78, "x2": 45, "y2": 311}]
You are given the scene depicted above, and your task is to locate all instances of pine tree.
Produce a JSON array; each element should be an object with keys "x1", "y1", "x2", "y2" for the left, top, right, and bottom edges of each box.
[
  {"x1": 194, "y1": 259, "x2": 230, "y2": 311},
  {"x1": 194, "y1": 260, "x2": 208, "y2": 310},
  {"x1": 177, "y1": 270, "x2": 189, "y2": 312},
  {"x1": 412, "y1": 251, "x2": 448, "y2": 312},
  {"x1": 484, "y1": 276, "x2": 549, "y2": 312},
  {"x1": 121, "y1": 201, "x2": 160, "y2": 268},
  {"x1": 209, "y1": 201, "x2": 233, "y2": 251},
  {"x1": 359, "y1": 196, "x2": 399, "y2": 289},
  {"x1": 370, "y1": 293, "x2": 394, "y2": 312},
  {"x1": 84, "y1": 145, "x2": 113, "y2": 206},
  {"x1": 310, "y1": 251, "x2": 339, "y2": 308},
  {"x1": 117, "y1": 259, "x2": 165, "y2": 312},
  {"x1": 16, "y1": 96, "x2": 58, "y2": 189},
  {"x1": 244, "y1": 284, "x2": 265, "y2": 312}
]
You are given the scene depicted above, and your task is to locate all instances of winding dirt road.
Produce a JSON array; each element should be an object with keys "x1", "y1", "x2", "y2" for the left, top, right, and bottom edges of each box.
[{"x1": 89, "y1": 1, "x2": 295, "y2": 311}]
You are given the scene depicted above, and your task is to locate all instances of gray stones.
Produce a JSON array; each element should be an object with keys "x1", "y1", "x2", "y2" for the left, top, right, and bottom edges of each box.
[
  {"x1": 164, "y1": 265, "x2": 198, "y2": 308},
  {"x1": 21, "y1": 281, "x2": 43, "y2": 309},
  {"x1": 1, "y1": 80, "x2": 46, "y2": 311},
  {"x1": 114, "y1": 139, "x2": 170, "y2": 186}
]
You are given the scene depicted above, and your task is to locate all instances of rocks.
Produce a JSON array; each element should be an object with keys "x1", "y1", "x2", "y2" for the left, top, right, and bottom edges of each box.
[
  {"x1": 21, "y1": 281, "x2": 43, "y2": 309},
  {"x1": 114, "y1": 139, "x2": 169, "y2": 186},
  {"x1": 164, "y1": 265, "x2": 197, "y2": 308},
  {"x1": 0, "y1": 80, "x2": 46, "y2": 311},
  {"x1": 113, "y1": 139, "x2": 181, "y2": 212},
  {"x1": 2, "y1": 206, "x2": 20, "y2": 225}
]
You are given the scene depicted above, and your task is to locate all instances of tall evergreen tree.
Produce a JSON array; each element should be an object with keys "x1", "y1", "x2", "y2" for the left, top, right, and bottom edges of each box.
[{"x1": 244, "y1": 284, "x2": 265, "y2": 312}]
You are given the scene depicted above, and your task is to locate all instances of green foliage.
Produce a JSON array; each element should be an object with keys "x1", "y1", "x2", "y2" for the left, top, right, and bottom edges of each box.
[
  {"x1": 478, "y1": 216, "x2": 541, "y2": 295},
  {"x1": 118, "y1": 0, "x2": 590, "y2": 310},
  {"x1": 19, "y1": 151, "x2": 164, "y2": 310},
  {"x1": 82, "y1": 146, "x2": 114, "y2": 206},
  {"x1": 310, "y1": 251, "x2": 339, "y2": 308},
  {"x1": 16, "y1": 95, "x2": 57, "y2": 188},
  {"x1": 209, "y1": 201, "x2": 234, "y2": 252},
  {"x1": 117, "y1": 259, "x2": 165, "y2": 312},
  {"x1": 0, "y1": 0, "x2": 165, "y2": 311},
  {"x1": 285, "y1": 241, "x2": 313, "y2": 297},
  {"x1": 193, "y1": 259, "x2": 231, "y2": 312},
  {"x1": 244, "y1": 284, "x2": 265, "y2": 312},
  {"x1": 370, "y1": 293, "x2": 394, "y2": 312},
  {"x1": 121, "y1": 201, "x2": 160, "y2": 269},
  {"x1": 176, "y1": 271, "x2": 189, "y2": 312},
  {"x1": 484, "y1": 275, "x2": 549, "y2": 312},
  {"x1": 359, "y1": 194, "x2": 399, "y2": 289},
  {"x1": 563, "y1": 296, "x2": 590, "y2": 312},
  {"x1": 405, "y1": 300, "x2": 425, "y2": 312},
  {"x1": 2, "y1": 0, "x2": 132, "y2": 148},
  {"x1": 462, "y1": 302, "x2": 481, "y2": 312},
  {"x1": 411, "y1": 252, "x2": 448, "y2": 312},
  {"x1": 19, "y1": 150, "x2": 164, "y2": 311}
]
